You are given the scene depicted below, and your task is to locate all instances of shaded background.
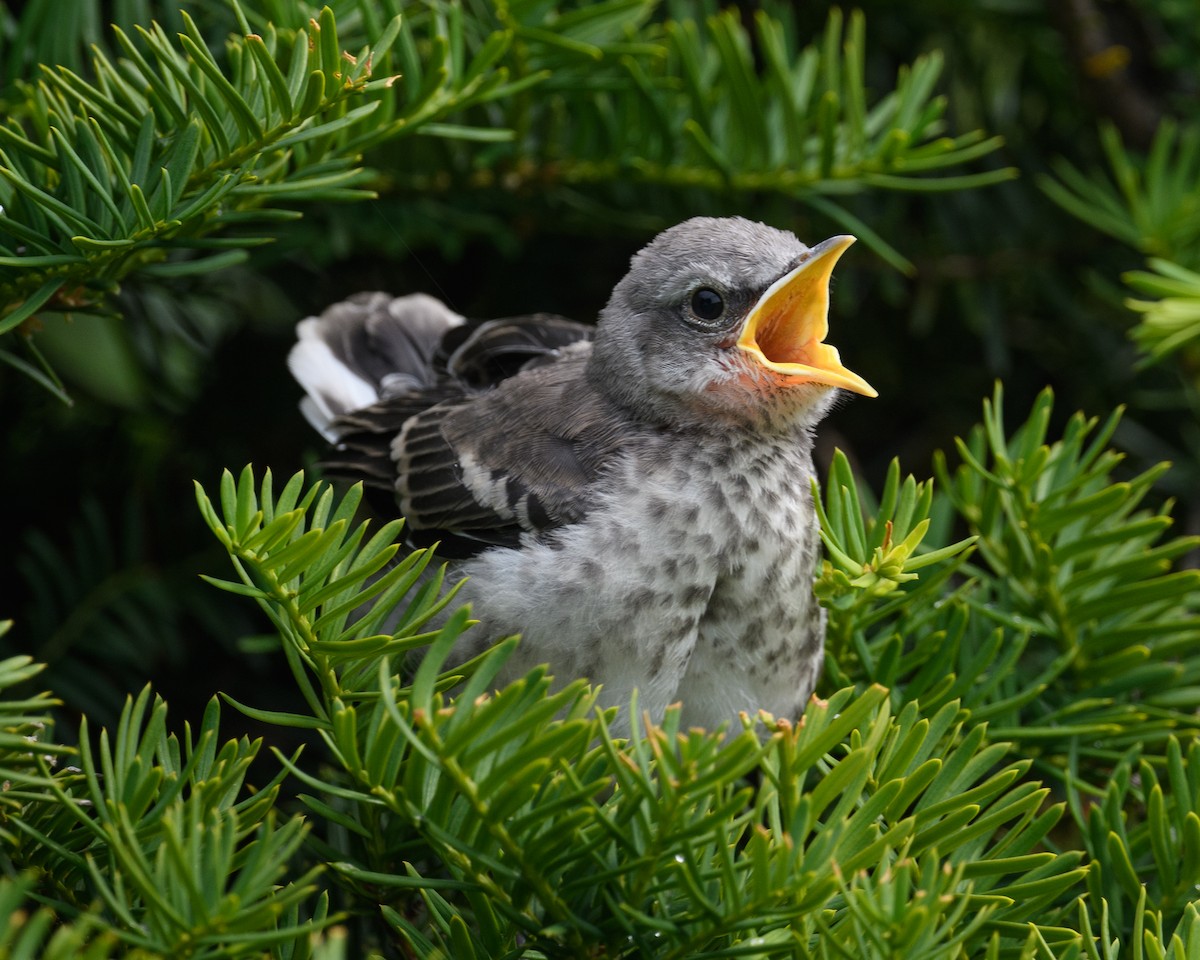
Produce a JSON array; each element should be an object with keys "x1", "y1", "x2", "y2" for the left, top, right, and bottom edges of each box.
[{"x1": 1, "y1": 0, "x2": 1197, "y2": 739}]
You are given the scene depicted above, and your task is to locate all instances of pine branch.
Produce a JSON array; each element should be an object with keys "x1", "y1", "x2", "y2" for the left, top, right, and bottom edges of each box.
[
  {"x1": 7, "y1": 685, "x2": 334, "y2": 957},
  {"x1": 0, "y1": 640, "x2": 69, "y2": 803},
  {"x1": 1073, "y1": 737, "x2": 1200, "y2": 940},
  {"x1": 821, "y1": 383, "x2": 1200, "y2": 789},
  {"x1": 392, "y1": 6, "x2": 1016, "y2": 275},
  {"x1": 1039, "y1": 120, "x2": 1200, "y2": 264},
  {"x1": 1124, "y1": 257, "x2": 1200, "y2": 366},
  {"x1": 0, "y1": 2, "x2": 517, "y2": 332},
  {"x1": 1040, "y1": 118, "x2": 1200, "y2": 368},
  {"x1": 936, "y1": 386, "x2": 1200, "y2": 763},
  {"x1": 814, "y1": 388, "x2": 1200, "y2": 954}
]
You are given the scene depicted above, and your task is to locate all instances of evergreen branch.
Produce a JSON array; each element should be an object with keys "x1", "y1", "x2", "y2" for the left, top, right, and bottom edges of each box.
[
  {"x1": 936, "y1": 385, "x2": 1200, "y2": 724},
  {"x1": 1072, "y1": 738, "x2": 1200, "y2": 940},
  {"x1": 1124, "y1": 257, "x2": 1200, "y2": 366},
  {"x1": 0, "y1": 646, "x2": 67, "y2": 806},
  {"x1": 0, "y1": 874, "x2": 136, "y2": 959},
  {"x1": 1039, "y1": 120, "x2": 1200, "y2": 264},
  {"x1": 1, "y1": 4, "x2": 397, "y2": 323},
  {"x1": 821, "y1": 385, "x2": 1200, "y2": 792},
  {"x1": 365, "y1": 676, "x2": 1081, "y2": 957},
  {"x1": 384, "y1": 6, "x2": 1013, "y2": 269},
  {"x1": 1, "y1": 684, "x2": 336, "y2": 956},
  {"x1": 0, "y1": 2, "x2": 516, "y2": 335},
  {"x1": 194, "y1": 465, "x2": 465, "y2": 724},
  {"x1": 1040, "y1": 119, "x2": 1200, "y2": 369},
  {"x1": 814, "y1": 450, "x2": 976, "y2": 692}
]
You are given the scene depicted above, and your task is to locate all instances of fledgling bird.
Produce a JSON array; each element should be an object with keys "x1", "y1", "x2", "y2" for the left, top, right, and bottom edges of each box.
[{"x1": 288, "y1": 216, "x2": 876, "y2": 732}]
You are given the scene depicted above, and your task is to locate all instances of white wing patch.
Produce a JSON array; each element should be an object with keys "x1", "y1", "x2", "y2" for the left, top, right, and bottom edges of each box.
[
  {"x1": 288, "y1": 319, "x2": 380, "y2": 440},
  {"x1": 456, "y1": 448, "x2": 518, "y2": 521}
]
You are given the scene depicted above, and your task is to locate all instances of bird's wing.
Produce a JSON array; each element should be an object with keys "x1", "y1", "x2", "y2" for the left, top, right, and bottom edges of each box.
[
  {"x1": 318, "y1": 383, "x2": 467, "y2": 492},
  {"x1": 311, "y1": 311, "x2": 634, "y2": 558},
  {"x1": 404, "y1": 348, "x2": 627, "y2": 520},
  {"x1": 333, "y1": 348, "x2": 633, "y2": 554},
  {"x1": 439, "y1": 313, "x2": 595, "y2": 387}
]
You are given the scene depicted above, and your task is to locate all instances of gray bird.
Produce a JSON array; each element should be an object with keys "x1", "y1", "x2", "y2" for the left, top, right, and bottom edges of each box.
[{"x1": 288, "y1": 216, "x2": 875, "y2": 732}]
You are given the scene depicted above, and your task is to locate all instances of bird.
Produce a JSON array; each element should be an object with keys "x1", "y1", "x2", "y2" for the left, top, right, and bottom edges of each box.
[{"x1": 288, "y1": 216, "x2": 876, "y2": 733}]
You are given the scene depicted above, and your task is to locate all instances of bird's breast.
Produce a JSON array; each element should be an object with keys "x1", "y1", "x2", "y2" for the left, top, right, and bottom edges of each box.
[
  {"x1": 452, "y1": 429, "x2": 825, "y2": 726},
  {"x1": 584, "y1": 431, "x2": 826, "y2": 643}
]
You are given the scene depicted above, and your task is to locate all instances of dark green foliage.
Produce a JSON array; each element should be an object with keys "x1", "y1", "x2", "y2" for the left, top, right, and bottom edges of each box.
[
  {"x1": 1041, "y1": 121, "x2": 1200, "y2": 368},
  {"x1": 820, "y1": 385, "x2": 1200, "y2": 790},
  {"x1": 15, "y1": 497, "x2": 188, "y2": 722},
  {"x1": 0, "y1": 4, "x2": 396, "y2": 325},
  {"x1": 2, "y1": 0, "x2": 1200, "y2": 957},
  {"x1": 934, "y1": 389, "x2": 1200, "y2": 765}
]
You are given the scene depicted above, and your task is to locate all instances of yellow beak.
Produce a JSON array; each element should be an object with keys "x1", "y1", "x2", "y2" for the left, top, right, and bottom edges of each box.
[{"x1": 736, "y1": 235, "x2": 877, "y2": 398}]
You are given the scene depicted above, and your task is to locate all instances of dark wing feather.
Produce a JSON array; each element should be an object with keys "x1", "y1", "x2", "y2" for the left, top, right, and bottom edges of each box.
[
  {"x1": 439, "y1": 314, "x2": 594, "y2": 388},
  {"x1": 320, "y1": 384, "x2": 466, "y2": 490},
  {"x1": 290, "y1": 292, "x2": 465, "y2": 441},
  {"x1": 320, "y1": 292, "x2": 451, "y2": 388},
  {"x1": 311, "y1": 308, "x2": 631, "y2": 558},
  {"x1": 393, "y1": 348, "x2": 642, "y2": 558}
]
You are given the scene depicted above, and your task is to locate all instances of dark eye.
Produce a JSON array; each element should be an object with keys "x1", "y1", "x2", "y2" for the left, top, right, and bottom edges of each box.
[{"x1": 689, "y1": 287, "x2": 725, "y2": 322}]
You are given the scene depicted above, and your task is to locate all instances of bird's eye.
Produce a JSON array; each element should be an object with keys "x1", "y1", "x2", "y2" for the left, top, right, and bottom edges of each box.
[{"x1": 689, "y1": 287, "x2": 725, "y2": 322}]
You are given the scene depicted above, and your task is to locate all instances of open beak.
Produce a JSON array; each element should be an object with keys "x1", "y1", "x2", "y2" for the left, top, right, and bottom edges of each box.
[{"x1": 736, "y1": 235, "x2": 877, "y2": 397}]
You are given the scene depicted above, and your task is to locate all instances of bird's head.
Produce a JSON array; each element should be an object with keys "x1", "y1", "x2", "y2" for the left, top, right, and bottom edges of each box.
[{"x1": 589, "y1": 216, "x2": 876, "y2": 430}]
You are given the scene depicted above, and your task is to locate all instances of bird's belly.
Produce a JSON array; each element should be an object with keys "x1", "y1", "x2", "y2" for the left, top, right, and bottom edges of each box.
[
  {"x1": 681, "y1": 521, "x2": 826, "y2": 730},
  {"x1": 453, "y1": 488, "x2": 721, "y2": 726},
  {"x1": 452, "y1": 441, "x2": 826, "y2": 732}
]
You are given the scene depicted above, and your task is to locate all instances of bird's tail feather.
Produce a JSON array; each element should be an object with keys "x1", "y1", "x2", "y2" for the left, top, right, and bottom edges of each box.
[{"x1": 288, "y1": 292, "x2": 465, "y2": 441}]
